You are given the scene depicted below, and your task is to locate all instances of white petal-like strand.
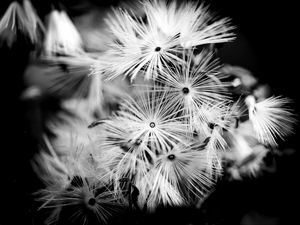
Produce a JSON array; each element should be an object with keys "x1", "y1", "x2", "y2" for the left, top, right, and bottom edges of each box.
[
  {"x1": 0, "y1": 2, "x2": 26, "y2": 46},
  {"x1": 22, "y1": 0, "x2": 45, "y2": 42}
]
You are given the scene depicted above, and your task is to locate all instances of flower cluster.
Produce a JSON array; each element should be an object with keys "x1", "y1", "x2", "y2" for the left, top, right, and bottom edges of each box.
[{"x1": 1, "y1": 0, "x2": 295, "y2": 224}]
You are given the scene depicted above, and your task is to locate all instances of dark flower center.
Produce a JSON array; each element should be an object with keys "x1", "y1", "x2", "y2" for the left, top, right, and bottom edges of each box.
[
  {"x1": 150, "y1": 122, "x2": 156, "y2": 128},
  {"x1": 167, "y1": 154, "x2": 176, "y2": 160},
  {"x1": 208, "y1": 123, "x2": 216, "y2": 130},
  {"x1": 182, "y1": 87, "x2": 189, "y2": 94},
  {"x1": 135, "y1": 139, "x2": 142, "y2": 145},
  {"x1": 154, "y1": 46, "x2": 161, "y2": 52},
  {"x1": 88, "y1": 197, "x2": 96, "y2": 206}
]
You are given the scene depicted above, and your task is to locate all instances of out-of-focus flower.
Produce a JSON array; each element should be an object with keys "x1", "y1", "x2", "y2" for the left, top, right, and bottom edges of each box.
[
  {"x1": 221, "y1": 65, "x2": 258, "y2": 90},
  {"x1": 0, "y1": 1, "x2": 27, "y2": 46},
  {"x1": 22, "y1": 0, "x2": 45, "y2": 43},
  {"x1": 36, "y1": 175, "x2": 122, "y2": 225},
  {"x1": 252, "y1": 84, "x2": 271, "y2": 101},
  {"x1": 44, "y1": 9, "x2": 83, "y2": 56},
  {"x1": 0, "y1": 1, "x2": 45, "y2": 47},
  {"x1": 33, "y1": 150, "x2": 69, "y2": 225},
  {"x1": 48, "y1": 116, "x2": 97, "y2": 153},
  {"x1": 34, "y1": 136, "x2": 121, "y2": 225},
  {"x1": 24, "y1": 55, "x2": 103, "y2": 119},
  {"x1": 222, "y1": 120, "x2": 269, "y2": 179}
]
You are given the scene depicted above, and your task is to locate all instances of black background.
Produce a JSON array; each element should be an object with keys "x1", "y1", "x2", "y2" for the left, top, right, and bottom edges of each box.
[{"x1": 1, "y1": 0, "x2": 299, "y2": 224}]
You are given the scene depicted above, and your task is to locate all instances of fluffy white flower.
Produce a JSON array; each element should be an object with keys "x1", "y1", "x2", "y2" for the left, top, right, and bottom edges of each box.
[
  {"x1": 95, "y1": 119, "x2": 155, "y2": 185},
  {"x1": 37, "y1": 176, "x2": 122, "y2": 225},
  {"x1": 0, "y1": 2, "x2": 23, "y2": 34},
  {"x1": 96, "y1": 7, "x2": 183, "y2": 81},
  {"x1": 34, "y1": 136, "x2": 119, "y2": 225},
  {"x1": 158, "y1": 49, "x2": 230, "y2": 127},
  {"x1": 112, "y1": 89, "x2": 191, "y2": 153},
  {"x1": 95, "y1": 0, "x2": 235, "y2": 81},
  {"x1": 245, "y1": 95, "x2": 295, "y2": 146},
  {"x1": 143, "y1": 142, "x2": 217, "y2": 210}
]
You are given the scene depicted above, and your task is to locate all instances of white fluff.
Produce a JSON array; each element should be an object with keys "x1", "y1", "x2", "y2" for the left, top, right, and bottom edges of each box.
[
  {"x1": 246, "y1": 95, "x2": 295, "y2": 146},
  {"x1": 44, "y1": 10, "x2": 83, "y2": 56}
]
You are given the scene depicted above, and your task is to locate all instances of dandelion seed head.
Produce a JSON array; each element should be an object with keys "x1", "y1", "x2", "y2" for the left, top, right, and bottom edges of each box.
[
  {"x1": 96, "y1": 0, "x2": 235, "y2": 81},
  {"x1": 36, "y1": 173, "x2": 122, "y2": 225},
  {"x1": 98, "y1": 7, "x2": 174, "y2": 80},
  {"x1": 157, "y1": 49, "x2": 230, "y2": 128},
  {"x1": 141, "y1": 142, "x2": 219, "y2": 209},
  {"x1": 108, "y1": 88, "x2": 191, "y2": 153},
  {"x1": 245, "y1": 95, "x2": 295, "y2": 146}
]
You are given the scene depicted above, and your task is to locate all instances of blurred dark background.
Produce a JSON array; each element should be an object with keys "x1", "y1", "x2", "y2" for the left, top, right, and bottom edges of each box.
[{"x1": 1, "y1": 0, "x2": 299, "y2": 224}]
